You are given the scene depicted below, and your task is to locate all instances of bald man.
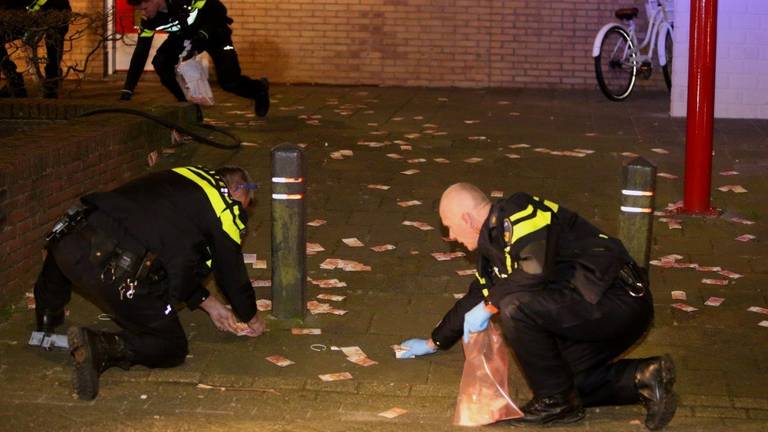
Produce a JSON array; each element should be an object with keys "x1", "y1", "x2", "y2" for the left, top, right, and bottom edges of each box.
[{"x1": 399, "y1": 184, "x2": 676, "y2": 430}]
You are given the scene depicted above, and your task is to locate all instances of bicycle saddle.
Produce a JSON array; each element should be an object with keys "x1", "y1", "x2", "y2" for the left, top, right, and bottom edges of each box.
[{"x1": 615, "y1": 7, "x2": 639, "y2": 20}]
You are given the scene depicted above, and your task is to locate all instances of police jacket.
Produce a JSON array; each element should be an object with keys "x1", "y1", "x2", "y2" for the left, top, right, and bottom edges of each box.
[
  {"x1": 1, "y1": 0, "x2": 71, "y2": 11},
  {"x1": 81, "y1": 166, "x2": 256, "y2": 323},
  {"x1": 122, "y1": 0, "x2": 232, "y2": 93},
  {"x1": 431, "y1": 192, "x2": 632, "y2": 349}
]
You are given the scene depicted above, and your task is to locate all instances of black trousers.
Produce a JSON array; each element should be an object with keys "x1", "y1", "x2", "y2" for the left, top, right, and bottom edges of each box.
[
  {"x1": 497, "y1": 278, "x2": 654, "y2": 407},
  {"x1": 0, "y1": 23, "x2": 69, "y2": 93},
  {"x1": 151, "y1": 28, "x2": 263, "y2": 102},
  {"x1": 34, "y1": 225, "x2": 188, "y2": 368}
]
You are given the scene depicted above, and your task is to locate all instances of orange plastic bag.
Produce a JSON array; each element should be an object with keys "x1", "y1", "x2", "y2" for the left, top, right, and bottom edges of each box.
[{"x1": 453, "y1": 323, "x2": 524, "y2": 426}]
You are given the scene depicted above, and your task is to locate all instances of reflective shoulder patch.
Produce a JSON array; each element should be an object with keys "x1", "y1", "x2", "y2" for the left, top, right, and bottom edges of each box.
[{"x1": 503, "y1": 218, "x2": 512, "y2": 244}]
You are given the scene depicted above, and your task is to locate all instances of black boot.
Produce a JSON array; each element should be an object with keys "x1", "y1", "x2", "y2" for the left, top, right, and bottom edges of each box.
[
  {"x1": 67, "y1": 327, "x2": 132, "y2": 401},
  {"x1": 254, "y1": 77, "x2": 269, "y2": 117},
  {"x1": 636, "y1": 354, "x2": 677, "y2": 431},
  {"x1": 36, "y1": 308, "x2": 65, "y2": 333},
  {"x1": 508, "y1": 390, "x2": 585, "y2": 425}
]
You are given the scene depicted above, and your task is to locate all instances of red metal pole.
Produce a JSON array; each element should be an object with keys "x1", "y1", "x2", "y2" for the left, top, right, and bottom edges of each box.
[{"x1": 682, "y1": 0, "x2": 718, "y2": 215}]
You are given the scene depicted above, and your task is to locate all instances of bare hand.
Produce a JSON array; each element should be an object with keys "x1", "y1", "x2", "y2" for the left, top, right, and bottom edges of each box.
[
  {"x1": 245, "y1": 314, "x2": 266, "y2": 337},
  {"x1": 200, "y1": 296, "x2": 239, "y2": 334}
]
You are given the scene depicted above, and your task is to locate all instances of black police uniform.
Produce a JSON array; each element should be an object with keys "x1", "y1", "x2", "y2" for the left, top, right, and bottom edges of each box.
[
  {"x1": 34, "y1": 166, "x2": 255, "y2": 368},
  {"x1": 121, "y1": 0, "x2": 265, "y2": 104},
  {"x1": 431, "y1": 192, "x2": 654, "y2": 407},
  {"x1": 0, "y1": 0, "x2": 71, "y2": 97}
]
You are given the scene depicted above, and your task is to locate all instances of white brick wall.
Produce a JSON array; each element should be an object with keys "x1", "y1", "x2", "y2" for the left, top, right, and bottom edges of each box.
[{"x1": 671, "y1": 0, "x2": 768, "y2": 118}]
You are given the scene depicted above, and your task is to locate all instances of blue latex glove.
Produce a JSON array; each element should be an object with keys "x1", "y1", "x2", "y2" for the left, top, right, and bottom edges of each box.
[
  {"x1": 463, "y1": 302, "x2": 493, "y2": 343},
  {"x1": 399, "y1": 338, "x2": 437, "y2": 358}
]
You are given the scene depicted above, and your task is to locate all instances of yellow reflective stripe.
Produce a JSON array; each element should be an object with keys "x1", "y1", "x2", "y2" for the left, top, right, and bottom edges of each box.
[
  {"x1": 482, "y1": 288, "x2": 489, "y2": 298},
  {"x1": 140, "y1": 29, "x2": 155, "y2": 37},
  {"x1": 475, "y1": 272, "x2": 486, "y2": 285},
  {"x1": 27, "y1": 0, "x2": 47, "y2": 12},
  {"x1": 186, "y1": 166, "x2": 246, "y2": 233},
  {"x1": 205, "y1": 259, "x2": 212, "y2": 268},
  {"x1": 543, "y1": 199, "x2": 559, "y2": 212},
  {"x1": 191, "y1": 0, "x2": 207, "y2": 10},
  {"x1": 508, "y1": 204, "x2": 534, "y2": 224},
  {"x1": 504, "y1": 247, "x2": 513, "y2": 273},
  {"x1": 599, "y1": 233, "x2": 608, "y2": 239},
  {"x1": 510, "y1": 209, "x2": 551, "y2": 245},
  {"x1": 173, "y1": 167, "x2": 242, "y2": 245}
]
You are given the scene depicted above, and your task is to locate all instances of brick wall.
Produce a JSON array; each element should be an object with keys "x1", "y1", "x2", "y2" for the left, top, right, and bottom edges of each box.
[
  {"x1": 8, "y1": 0, "x2": 672, "y2": 89},
  {"x1": 0, "y1": 101, "x2": 195, "y2": 310},
  {"x1": 671, "y1": 0, "x2": 768, "y2": 119}
]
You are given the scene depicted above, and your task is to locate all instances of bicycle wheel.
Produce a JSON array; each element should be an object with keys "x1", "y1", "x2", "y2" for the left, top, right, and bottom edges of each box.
[
  {"x1": 662, "y1": 29, "x2": 673, "y2": 92},
  {"x1": 594, "y1": 26, "x2": 637, "y2": 101}
]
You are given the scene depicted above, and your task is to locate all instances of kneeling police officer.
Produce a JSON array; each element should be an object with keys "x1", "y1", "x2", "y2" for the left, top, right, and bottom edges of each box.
[
  {"x1": 34, "y1": 165, "x2": 264, "y2": 400},
  {"x1": 399, "y1": 183, "x2": 676, "y2": 431}
]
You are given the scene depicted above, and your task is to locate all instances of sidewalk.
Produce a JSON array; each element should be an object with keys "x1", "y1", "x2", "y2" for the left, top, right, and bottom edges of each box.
[{"x1": 0, "y1": 82, "x2": 766, "y2": 431}]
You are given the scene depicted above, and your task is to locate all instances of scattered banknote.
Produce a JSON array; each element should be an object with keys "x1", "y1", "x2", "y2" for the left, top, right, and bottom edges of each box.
[
  {"x1": 433, "y1": 158, "x2": 450, "y2": 163},
  {"x1": 317, "y1": 294, "x2": 346, "y2": 302},
  {"x1": 696, "y1": 266, "x2": 722, "y2": 272},
  {"x1": 401, "y1": 145, "x2": 413, "y2": 151},
  {"x1": 400, "y1": 169, "x2": 420, "y2": 175},
  {"x1": 621, "y1": 152, "x2": 639, "y2": 157},
  {"x1": 657, "y1": 172, "x2": 678, "y2": 179},
  {"x1": 391, "y1": 344, "x2": 412, "y2": 359},
  {"x1": 705, "y1": 297, "x2": 725, "y2": 307},
  {"x1": 407, "y1": 158, "x2": 427, "y2": 164},
  {"x1": 718, "y1": 270, "x2": 743, "y2": 279},
  {"x1": 307, "y1": 243, "x2": 326, "y2": 254},
  {"x1": 464, "y1": 120, "x2": 480, "y2": 124},
  {"x1": 719, "y1": 170, "x2": 739, "y2": 176},
  {"x1": 397, "y1": 200, "x2": 422, "y2": 207},
  {"x1": 464, "y1": 157, "x2": 483, "y2": 163},
  {"x1": 266, "y1": 355, "x2": 295, "y2": 367},
  {"x1": 342, "y1": 237, "x2": 365, "y2": 247},
  {"x1": 651, "y1": 148, "x2": 670, "y2": 154},
  {"x1": 468, "y1": 136, "x2": 487, "y2": 141},
  {"x1": 717, "y1": 185, "x2": 748, "y2": 193},
  {"x1": 671, "y1": 291, "x2": 687, "y2": 300},
  {"x1": 291, "y1": 328, "x2": 322, "y2": 335},
  {"x1": 25, "y1": 292, "x2": 35, "y2": 310},
  {"x1": 250, "y1": 279, "x2": 271, "y2": 287},
  {"x1": 453, "y1": 293, "x2": 466, "y2": 299},
  {"x1": 702, "y1": 278, "x2": 729, "y2": 286},
  {"x1": 307, "y1": 300, "x2": 348, "y2": 315},
  {"x1": 659, "y1": 217, "x2": 682, "y2": 229},
  {"x1": 370, "y1": 244, "x2": 396, "y2": 252},
  {"x1": 431, "y1": 251, "x2": 466, "y2": 261},
  {"x1": 456, "y1": 269, "x2": 475, "y2": 276},
  {"x1": 243, "y1": 253, "x2": 258, "y2": 264},
  {"x1": 254, "y1": 260, "x2": 267, "y2": 269},
  {"x1": 729, "y1": 217, "x2": 755, "y2": 225},
  {"x1": 508, "y1": 144, "x2": 530, "y2": 149},
  {"x1": 386, "y1": 153, "x2": 403, "y2": 159},
  {"x1": 573, "y1": 148, "x2": 595, "y2": 154},
  {"x1": 490, "y1": 191, "x2": 504, "y2": 198},
  {"x1": 562, "y1": 150, "x2": 587, "y2": 157},
  {"x1": 309, "y1": 278, "x2": 348, "y2": 288},
  {"x1": 671, "y1": 303, "x2": 698, "y2": 312},
  {"x1": 347, "y1": 355, "x2": 379, "y2": 367},
  {"x1": 747, "y1": 306, "x2": 768, "y2": 315},
  {"x1": 402, "y1": 220, "x2": 434, "y2": 231},
  {"x1": 319, "y1": 258, "x2": 371, "y2": 272},
  {"x1": 505, "y1": 153, "x2": 521, "y2": 159},
  {"x1": 378, "y1": 407, "x2": 408, "y2": 419},
  {"x1": 759, "y1": 321, "x2": 768, "y2": 328},
  {"x1": 256, "y1": 299, "x2": 272, "y2": 311},
  {"x1": 368, "y1": 184, "x2": 391, "y2": 190},
  {"x1": 735, "y1": 234, "x2": 756, "y2": 242},
  {"x1": 233, "y1": 322, "x2": 257, "y2": 336},
  {"x1": 318, "y1": 372, "x2": 353, "y2": 382},
  {"x1": 307, "y1": 219, "x2": 327, "y2": 227}
]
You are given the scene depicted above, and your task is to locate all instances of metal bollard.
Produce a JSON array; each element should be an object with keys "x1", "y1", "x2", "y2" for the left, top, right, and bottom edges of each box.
[
  {"x1": 618, "y1": 157, "x2": 657, "y2": 271},
  {"x1": 271, "y1": 143, "x2": 306, "y2": 320}
]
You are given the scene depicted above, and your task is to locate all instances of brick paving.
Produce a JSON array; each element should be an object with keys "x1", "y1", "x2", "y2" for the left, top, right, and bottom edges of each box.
[{"x1": 0, "y1": 81, "x2": 766, "y2": 431}]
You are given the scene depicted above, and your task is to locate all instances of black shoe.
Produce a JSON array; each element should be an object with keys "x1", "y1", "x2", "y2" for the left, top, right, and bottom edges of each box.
[
  {"x1": 67, "y1": 327, "x2": 132, "y2": 401},
  {"x1": 636, "y1": 355, "x2": 677, "y2": 431},
  {"x1": 35, "y1": 308, "x2": 65, "y2": 333},
  {"x1": 507, "y1": 390, "x2": 585, "y2": 425},
  {"x1": 254, "y1": 77, "x2": 269, "y2": 117}
]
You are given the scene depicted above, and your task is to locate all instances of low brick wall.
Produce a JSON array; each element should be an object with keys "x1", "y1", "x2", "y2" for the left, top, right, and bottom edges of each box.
[{"x1": 0, "y1": 100, "x2": 196, "y2": 310}]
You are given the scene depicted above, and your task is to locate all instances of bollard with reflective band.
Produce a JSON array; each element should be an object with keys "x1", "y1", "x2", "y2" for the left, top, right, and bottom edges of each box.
[
  {"x1": 619, "y1": 157, "x2": 656, "y2": 271},
  {"x1": 271, "y1": 143, "x2": 306, "y2": 320}
]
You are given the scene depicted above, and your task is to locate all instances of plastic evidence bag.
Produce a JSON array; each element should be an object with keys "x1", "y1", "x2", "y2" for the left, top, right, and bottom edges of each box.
[
  {"x1": 176, "y1": 55, "x2": 214, "y2": 106},
  {"x1": 453, "y1": 322, "x2": 524, "y2": 426}
]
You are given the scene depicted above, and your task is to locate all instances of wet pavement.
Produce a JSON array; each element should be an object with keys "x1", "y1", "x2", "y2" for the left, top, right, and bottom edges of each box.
[{"x1": 0, "y1": 81, "x2": 766, "y2": 431}]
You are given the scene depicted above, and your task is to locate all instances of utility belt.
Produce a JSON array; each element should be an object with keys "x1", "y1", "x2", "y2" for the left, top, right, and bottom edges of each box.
[{"x1": 46, "y1": 205, "x2": 167, "y2": 300}]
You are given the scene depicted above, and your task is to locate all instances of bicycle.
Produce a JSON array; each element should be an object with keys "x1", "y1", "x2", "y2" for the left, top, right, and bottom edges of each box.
[{"x1": 592, "y1": 0, "x2": 674, "y2": 101}]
